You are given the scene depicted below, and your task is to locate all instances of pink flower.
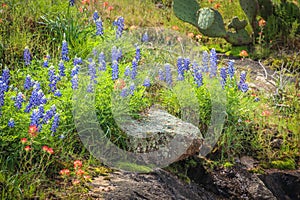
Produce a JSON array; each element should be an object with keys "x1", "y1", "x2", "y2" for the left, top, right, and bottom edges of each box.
[
  {"x1": 103, "y1": 1, "x2": 109, "y2": 7},
  {"x1": 262, "y1": 110, "x2": 271, "y2": 117},
  {"x1": 107, "y1": 6, "x2": 114, "y2": 11},
  {"x1": 47, "y1": 147, "x2": 54, "y2": 154},
  {"x1": 74, "y1": 160, "x2": 82, "y2": 168}
]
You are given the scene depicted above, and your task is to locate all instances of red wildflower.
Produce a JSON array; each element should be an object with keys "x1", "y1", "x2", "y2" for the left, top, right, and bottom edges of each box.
[
  {"x1": 258, "y1": 18, "x2": 266, "y2": 27},
  {"x1": 47, "y1": 147, "x2": 54, "y2": 154},
  {"x1": 262, "y1": 110, "x2": 271, "y2": 117},
  {"x1": 114, "y1": 79, "x2": 126, "y2": 90},
  {"x1": 28, "y1": 125, "x2": 38, "y2": 137},
  {"x1": 59, "y1": 169, "x2": 70, "y2": 176},
  {"x1": 72, "y1": 179, "x2": 80, "y2": 185},
  {"x1": 74, "y1": 160, "x2": 82, "y2": 168},
  {"x1": 42, "y1": 146, "x2": 49, "y2": 152},
  {"x1": 24, "y1": 146, "x2": 31, "y2": 151},
  {"x1": 107, "y1": 6, "x2": 114, "y2": 11},
  {"x1": 103, "y1": 1, "x2": 109, "y2": 7},
  {"x1": 214, "y1": 3, "x2": 221, "y2": 9},
  {"x1": 76, "y1": 169, "x2": 85, "y2": 176},
  {"x1": 81, "y1": 0, "x2": 90, "y2": 5},
  {"x1": 172, "y1": 25, "x2": 179, "y2": 31},
  {"x1": 21, "y1": 138, "x2": 27, "y2": 144},
  {"x1": 239, "y1": 50, "x2": 249, "y2": 57}
]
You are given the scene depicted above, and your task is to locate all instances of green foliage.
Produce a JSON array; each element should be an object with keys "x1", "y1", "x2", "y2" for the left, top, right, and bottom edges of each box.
[{"x1": 271, "y1": 159, "x2": 296, "y2": 170}]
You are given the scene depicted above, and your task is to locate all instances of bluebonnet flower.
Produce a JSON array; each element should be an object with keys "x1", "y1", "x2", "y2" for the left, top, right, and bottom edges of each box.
[
  {"x1": 238, "y1": 71, "x2": 248, "y2": 93},
  {"x1": 194, "y1": 70, "x2": 203, "y2": 87},
  {"x1": 15, "y1": 92, "x2": 25, "y2": 110},
  {"x1": 254, "y1": 97, "x2": 260, "y2": 102},
  {"x1": 240, "y1": 83, "x2": 249, "y2": 93},
  {"x1": 30, "y1": 109, "x2": 40, "y2": 126},
  {"x1": 0, "y1": 81, "x2": 5, "y2": 107},
  {"x1": 135, "y1": 44, "x2": 141, "y2": 62},
  {"x1": 117, "y1": 48, "x2": 122, "y2": 61},
  {"x1": 1, "y1": 68, "x2": 10, "y2": 91},
  {"x1": 71, "y1": 66, "x2": 80, "y2": 77},
  {"x1": 228, "y1": 60, "x2": 235, "y2": 79},
  {"x1": 8, "y1": 118, "x2": 15, "y2": 128},
  {"x1": 129, "y1": 83, "x2": 135, "y2": 95},
  {"x1": 87, "y1": 83, "x2": 94, "y2": 93},
  {"x1": 43, "y1": 105, "x2": 56, "y2": 124},
  {"x1": 120, "y1": 88, "x2": 129, "y2": 98},
  {"x1": 202, "y1": 51, "x2": 209, "y2": 72},
  {"x1": 59, "y1": 134, "x2": 65, "y2": 139},
  {"x1": 111, "y1": 46, "x2": 118, "y2": 62},
  {"x1": 88, "y1": 61, "x2": 97, "y2": 82},
  {"x1": 112, "y1": 61, "x2": 119, "y2": 80},
  {"x1": 46, "y1": 54, "x2": 51, "y2": 60},
  {"x1": 95, "y1": 18, "x2": 104, "y2": 36},
  {"x1": 73, "y1": 57, "x2": 82, "y2": 66},
  {"x1": 177, "y1": 57, "x2": 184, "y2": 81},
  {"x1": 165, "y1": 64, "x2": 172, "y2": 86},
  {"x1": 24, "y1": 75, "x2": 33, "y2": 90},
  {"x1": 61, "y1": 40, "x2": 69, "y2": 61},
  {"x1": 48, "y1": 66, "x2": 58, "y2": 92},
  {"x1": 142, "y1": 32, "x2": 149, "y2": 42},
  {"x1": 98, "y1": 52, "x2": 106, "y2": 71},
  {"x1": 124, "y1": 66, "x2": 131, "y2": 76},
  {"x1": 38, "y1": 105, "x2": 44, "y2": 120},
  {"x1": 183, "y1": 58, "x2": 190, "y2": 71},
  {"x1": 51, "y1": 113, "x2": 60, "y2": 132},
  {"x1": 69, "y1": 0, "x2": 75, "y2": 6},
  {"x1": 23, "y1": 47, "x2": 31, "y2": 66},
  {"x1": 220, "y1": 67, "x2": 227, "y2": 89},
  {"x1": 143, "y1": 78, "x2": 151, "y2": 87},
  {"x1": 93, "y1": 10, "x2": 99, "y2": 21},
  {"x1": 131, "y1": 59, "x2": 138, "y2": 80},
  {"x1": 113, "y1": 17, "x2": 125, "y2": 38},
  {"x1": 54, "y1": 90, "x2": 62, "y2": 97},
  {"x1": 43, "y1": 57, "x2": 49, "y2": 68},
  {"x1": 210, "y1": 48, "x2": 217, "y2": 77},
  {"x1": 59, "y1": 60, "x2": 66, "y2": 77},
  {"x1": 71, "y1": 75, "x2": 78, "y2": 90},
  {"x1": 158, "y1": 69, "x2": 165, "y2": 81}
]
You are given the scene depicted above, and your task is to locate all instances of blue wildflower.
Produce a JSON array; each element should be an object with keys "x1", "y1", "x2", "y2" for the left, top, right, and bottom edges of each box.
[
  {"x1": 111, "y1": 60, "x2": 119, "y2": 80},
  {"x1": 88, "y1": 61, "x2": 97, "y2": 82},
  {"x1": 54, "y1": 90, "x2": 62, "y2": 97},
  {"x1": 8, "y1": 118, "x2": 15, "y2": 128},
  {"x1": 59, "y1": 134, "x2": 65, "y2": 139},
  {"x1": 165, "y1": 64, "x2": 172, "y2": 86},
  {"x1": 240, "y1": 83, "x2": 249, "y2": 93},
  {"x1": 238, "y1": 71, "x2": 248, "y2": 92},
  {"x1": 69, "y1": 0, "x2": 75, "y2": 6},
  {"x1": 61, "y1": 40, "x2": 69, "y2": 61},
  {"x1": 71, "y1": 66, "x2": 80, "y2": 77},
  {"x1": 194, "y1": 70, "x2": 203, "y2": 87},
  {"x1": 73, "y1": 57, "x2": 82, "y2": 66},
  {"x1": 228, "y1": 60, "x2": 235, "y2": 79},
  {"x1": 93, "y1": 10, "x2": 99, "y2": 21},
  {"x1": 30, "y1": 109, "x2": 40, "y2": 126},
  {"x1": 142, "y1": 32, "x2": 149, "y2": 42},
  {"x1": 124, "y1": 66, "x2": 131, "y2": 76},
  {"x1": 95, "y1": 18, "x2": 104, "y2": 36},
  {"x1": 87, "y1": 83, "x2": 94, "y2": 93},
  {"x1": 111, "y1": 46, "x2": 118, "y2": 62},
  {"x1": 113, "y1": 17, "x2": 125, "y2": 38},
  {"x1": 220, "y1": 67, "x2": 227, "y2": 89},
  {"x1": 59, "y1": 60, "x2": 66, "y2": 76},
  {"x1": 158, "y1": 69, "x2": 165, "y2": 81},
  {"x1": 24, "y1": 75, "x2": 32, "y2": 90},
  {"x1": 143, "y1": 78, "x2": 151, "y2": 87},
  {"x1": 135, "y1": 44, "x2": 141, "y2": 62},
  {"x1": 254, "y1": 97, "x2": 260, "y2": 102},
  {"x1": 129, "y1": 83, "x2": 135, "y2": 95},
  {"x1": 23, "y1": 47, "x2": 31, "y2": 66},
  {"x1": 15, "y1": 92, "x2": 25, "y2": 110},
  {"x1": 71, "y1": 75, "x2": 78, "y2": 90},
  {"x1": 131, "y1": 59, "x2": 138, "y2": 80},
  {"x1": 43, "y1": 105, "x2": 56, "y2": 124},
  {"x1": 183, "y1": 57, "x2": 190, "y2": 71},
  {"x1": 51, "y1": 113, "x2": 60, "y2": 132},
  {"x1": 1, "y1": 68, "x2": 10, "y2": 91},
  {"x1": 177, "y1": 57, "x2": 184, "y2": 81},
  {"x1": 43, "y1": 58, "x2": 49, "y2": 68},
  {"x1": 210, "y1": 48, "x2": 217, "y2": 77},
  {"x1": 202, "y1": 51, "x2": 209, "y2": 72},
  {"x1": 120, "y1": 88, "x2": 129, "y2": 98}
]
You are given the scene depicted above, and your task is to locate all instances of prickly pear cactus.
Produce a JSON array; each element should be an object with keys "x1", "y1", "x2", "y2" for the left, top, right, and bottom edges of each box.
[
  {"x1": 197, "y1": 8, "x2": 226, "y2": 37},
  {"x1": 239, "y1": 0, "x2": 259, "y2": 34},
  {"x1": 173, "y1": 0, "x2": 200, "y2": 26}
]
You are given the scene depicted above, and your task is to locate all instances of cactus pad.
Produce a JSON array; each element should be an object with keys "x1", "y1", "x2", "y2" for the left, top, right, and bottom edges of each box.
[{"x1": 173, "y1": 0, "x2": 200, "y2": 26}]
